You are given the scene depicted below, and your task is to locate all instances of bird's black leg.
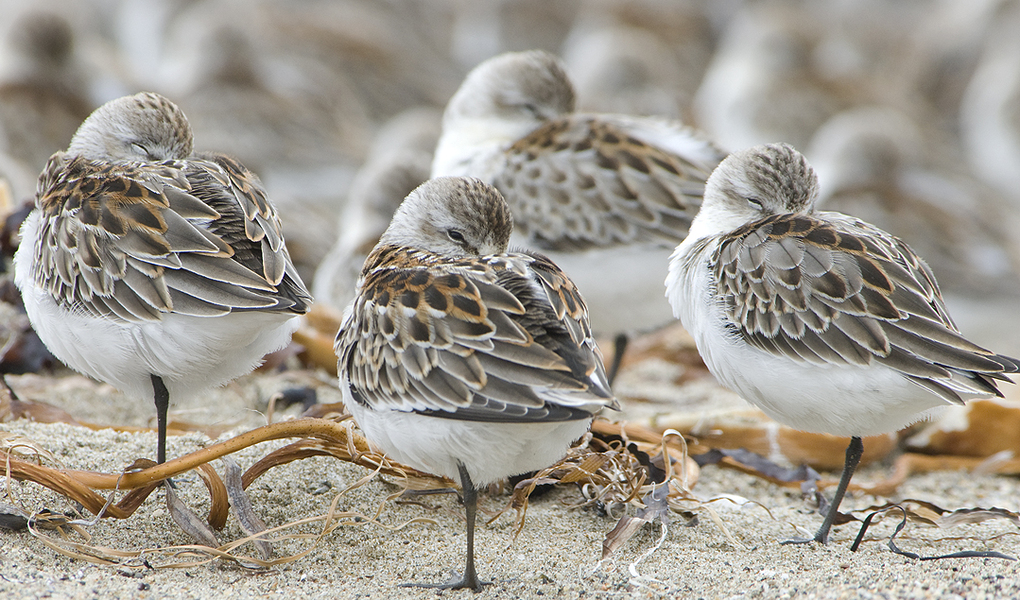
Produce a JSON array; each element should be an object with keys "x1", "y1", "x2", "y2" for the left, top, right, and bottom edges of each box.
[
  {"x1": 399, "y1": 462, "x2": 492, "y2": 592},
  {"x1": 606, "y1": 332, "x2": 628, "y2": 386},
  {"x1": 150, "y1": 374, "x2": 170, "y2": 465},
  {"x1": 783, "y1": 436, "x2": 864, "y2": 545},
  {"x1": 459, "y1": 464, "x2": 484, "y2": 591}
]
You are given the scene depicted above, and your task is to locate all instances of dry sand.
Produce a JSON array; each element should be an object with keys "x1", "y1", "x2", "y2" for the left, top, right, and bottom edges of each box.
[{"x1": 2, "y1": 365, "x2": 1020, "y2": 600}]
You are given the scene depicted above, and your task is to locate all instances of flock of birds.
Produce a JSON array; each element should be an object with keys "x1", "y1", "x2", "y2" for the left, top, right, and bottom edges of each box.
[{"x1": 3, "y1": 0, "x2": 1020, "y2": 592}]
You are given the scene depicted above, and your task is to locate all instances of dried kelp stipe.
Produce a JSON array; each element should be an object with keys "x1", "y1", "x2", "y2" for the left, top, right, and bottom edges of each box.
[
  {"x1": 221, "y1": 456, "x2": 272, "y2": 560},
  {"x1": 3, "y1": 417, "x2": 446, "y2": 508},
  {"x1": 1, "y1": 415, "x2": 452, "y2": 568},
  {"x1": 6, "y1": 419, "x2": 443, "y2": 569},
  {"x1": 165, "y1": 482, "x2": 219, "y2": 549},
  {"x1": 25, "y1": 474, "x2": 437, "y2": 570},
  {"x1": 849, "y1": 503, "x2": 1018, "y2": 561}
]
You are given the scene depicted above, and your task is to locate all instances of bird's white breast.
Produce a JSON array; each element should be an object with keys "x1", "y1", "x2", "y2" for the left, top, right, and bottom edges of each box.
[
  {"x1": 15, "y1": 210, "x2": 299, "y2": 402},
  {"x1": 666, "y1": 234, "x2": 950, "y2": 437},
  {"x1": 342, "y1": 380, "x2": 591, "y2": 486},
  {"x1": 536, "y1": 241, "x2": 676, "y2": 335}
]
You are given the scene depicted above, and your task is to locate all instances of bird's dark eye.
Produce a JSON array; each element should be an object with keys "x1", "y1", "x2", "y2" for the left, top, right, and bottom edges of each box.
[
  {"x1": 746, "y1": 196, "x2": 764, "y2": 210},
  {"x1": 447, "y1": 229, "x2": 466, "y2": 244}
]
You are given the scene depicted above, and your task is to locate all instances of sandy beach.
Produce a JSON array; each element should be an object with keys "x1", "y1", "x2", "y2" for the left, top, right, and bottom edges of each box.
[
  {"x1": 3, "y1": 0, "x2": 1020, "y2": 597},
  {"x1": 2, "y1": 365, "x2": 1019, "y2": 600}
]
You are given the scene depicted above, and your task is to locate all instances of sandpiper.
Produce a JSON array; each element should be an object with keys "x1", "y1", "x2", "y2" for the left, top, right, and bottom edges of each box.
[
  {"x1": 14, "y1": 91, "x2": 311, "y2": 465},
  {"x1": 335, "y1": 176, "x2": 617, "y2": 590},
  {"x1": 665, "y1": 142, "x2": 1018, "y2": 544}
]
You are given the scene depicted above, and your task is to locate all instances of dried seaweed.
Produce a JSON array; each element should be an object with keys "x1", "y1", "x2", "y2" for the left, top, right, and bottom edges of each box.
[
  {"x1": 693, "y1": 447, "x2": 821, "y2": 489},
  {"x1": 4, "y1": 399, "x2": 1018, "y2": 573},
  {"x1": 602, "y1": 485, "x2": 670, "y2": 559},
  {"x1": 24, "y1": 482, "x2": 437, "y2": 570},
  {"x1": 3, "y1": 417, "x2": 446, "y2": 499},
  {"x1": 165, "y1": 482, "x2": 219, "y2": 548},
  {"x1": 0, "y1": 375, "x2": 76, "y2": 424},
  {"x1": 3, "y1": 415, "x2": 446, "y2": 570},
  {"x1": 850, "y1": 503, "x2": 1018, "y2": 561},
  {"x1": 221, "y1": 457, "x2": 272, "y2": 559},
  {"x1": 487, "y1": 422, "x2": 741, "y2": 573},
  {"x1": 0, "y1": 414, "x2": 456, "y2": 568}
]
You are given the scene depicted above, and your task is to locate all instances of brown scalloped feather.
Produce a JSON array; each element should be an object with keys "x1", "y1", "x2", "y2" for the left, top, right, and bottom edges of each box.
[
  {"x1": 338, "y1": 244, "x2": 615, "y2": 421},
  {"x1": 496, "y1": 116, "x2": 722, "y2": 250},
  {"x1": 711, "y1": 211, "x2": 1018, "y2": 402},
  {"x1": 32, "y1": 150, "x2": 309, "y2": 322}
]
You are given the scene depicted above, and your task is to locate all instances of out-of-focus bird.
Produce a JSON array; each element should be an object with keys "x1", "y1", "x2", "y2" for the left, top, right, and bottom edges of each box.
[
  {"x1": 694, "y1": 3, "x2": 864, "y2": 151},
  {"x1": 959, "y1": 15, "x2": 1020, "y2": 206},
  {"x1": 0, "y1": 10, "x2": 94, "y2": 172},
  {"x1": 432, "y1": 49, "x2": 725, "y2": 342},
  {"x1": 313, "y1": 107, "x2": 441, "y2": 312}
]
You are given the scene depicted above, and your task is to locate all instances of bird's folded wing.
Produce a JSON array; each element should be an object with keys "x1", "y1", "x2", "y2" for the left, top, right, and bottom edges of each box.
[
  {"x1": 711, "y1": 212, "x2": 1018, "y2": 404},
  {"x1": 338, "y1": 246, "x2": 615, "y2": 422},
  {"x1": 32, "y1": 153, "x2": 309, "y2": 322},
  {"x1": 495, "y1": 116, "x2": 722, "y2": 250}
]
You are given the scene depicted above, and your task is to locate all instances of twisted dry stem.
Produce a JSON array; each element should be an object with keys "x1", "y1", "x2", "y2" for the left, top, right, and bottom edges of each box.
[{"x1": 2, "y1": 417, "x2": 449, "y2": 523}]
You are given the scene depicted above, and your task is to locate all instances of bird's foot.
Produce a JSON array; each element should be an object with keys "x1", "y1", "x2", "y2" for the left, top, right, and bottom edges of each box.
[
  {"x1": 780, "y1": 532, "x2": 828, "y2": 546},
  {"x1": 399, "y1": 570, "x2": 492, "y2": 593}
]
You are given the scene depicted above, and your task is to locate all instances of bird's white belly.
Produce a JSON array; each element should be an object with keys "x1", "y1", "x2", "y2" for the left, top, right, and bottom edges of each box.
[
  {"x1": 22, "y1": 284, "x2": 297, "y2": 402},
  {"x1": 701, "y1": 330, "x2": 950, "y2": 436},
  {"x1": 521, "y1": 241, "x2": 676, "y2": 335},
  {"x1": 343, "y1": 383, "x2": 591, "y2": 486},
  {"x1": 669, "y1": 252, "x2": 950, "y2": 437},
  {"x1": 14, "y1": 223, "x2": 298, "y2": 403}
]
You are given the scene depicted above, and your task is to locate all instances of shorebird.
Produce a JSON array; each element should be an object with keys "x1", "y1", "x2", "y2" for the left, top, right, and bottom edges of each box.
[
  {"x1": 335, "y1": 176, "x2": 617, "y2": 590},
  {"x1": 312, "y1": 107, "x2": 440, "y2": 313},
  {"x1": 0, "y1": 9, "x2": 93, "y2": 171},
  {"x1": 431, "y1": 49, "x2": 725, "y2": 347},
  {"x1": 14, "y1": 91, "x2": 311, "y2": 465},
  {"x1": 666, "y1": 142, "x2": 1018, "y2": 544}
]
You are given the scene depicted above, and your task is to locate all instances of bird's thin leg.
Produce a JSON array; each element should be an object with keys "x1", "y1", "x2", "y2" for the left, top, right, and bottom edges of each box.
[
  {"x1": 399, "y1": 462, "x2": 492, "y2": 592},
  {"x1": 783, "y1": 436, "x2": 864, "y2": 545},
  {"x1": 151, "y1": 374, "x2": 170, "y2": 465},
  {"x1": 460, "y1": 464, "x2": 483, "y2": 590},
  {"x1": 606, "y1": 333, "x2": 628, "y2": 386}
]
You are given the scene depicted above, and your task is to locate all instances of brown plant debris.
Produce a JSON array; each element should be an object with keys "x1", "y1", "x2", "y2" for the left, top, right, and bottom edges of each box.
[
  {"x1": 221, "y1": 456, "x2": 273, "y2": 559},
  {"x1": 2, "y1": 417, "x2": 448, "y2": 524},
  {"x1": 602, "y1": 485, "x2": 670, "y2": 560},
  {"x1": 3, "y1": 415, "x2": 447, "y2": 569},
  {"x1": 849, "y1": 500, "x2": 1020, "y2": 561},
  {"x1": 165, "y1": 481, "x2": 219, "y2": 548}
]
